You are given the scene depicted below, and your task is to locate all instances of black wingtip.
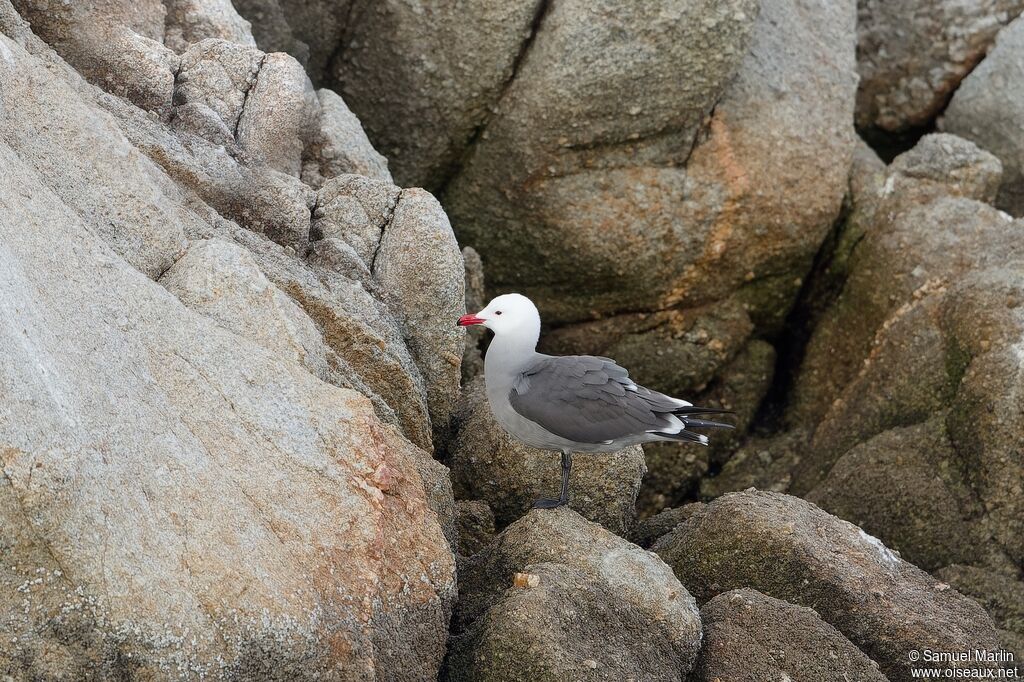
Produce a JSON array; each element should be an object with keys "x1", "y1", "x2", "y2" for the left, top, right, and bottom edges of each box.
[
  {"x1": 681, "y1": 417, "x2": 735, "y2": 430},
  {"x1": 672, "y1": 405, "x2": 736, "y2": 417}
]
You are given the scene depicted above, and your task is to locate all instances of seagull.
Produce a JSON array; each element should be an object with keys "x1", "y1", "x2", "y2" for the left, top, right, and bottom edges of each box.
[{"x1": 458, "y1": 293, "x2": 734, "y2": 509}]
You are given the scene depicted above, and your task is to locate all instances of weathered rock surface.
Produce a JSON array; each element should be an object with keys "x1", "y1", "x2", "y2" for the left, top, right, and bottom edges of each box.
[
  {"x1": 447, "y1": 0, "x2": 851, "y2": 325},
  {"x1": 233, "y1": 0, "x2": 351, "y2": 82},
  {"x1": 303, "y1": 88, "x2": 392, "y2": 187},
  {"x1": 444, "y1": 0, "x2": 770, "y2": 319},
  {"x1": 235, "y1": 51, "x2": 320, "y2": 177},
  {"x1": 461, "y1": 246, "x2": 487, "y2": 384},
  {"x1": 630, "y1": 503, "x2": 703, "y2": 549},
  {"x1": 0, "y1": 3, "x2": 465, "y2": 678},
  {"x1": 0, "y1": 142, "x2": 456, "y2": 679},
  {"x1": 807, "y1": 416, "x2": 995, "y2": 572},
  {"x1": 943, "y1": 14, "x2": 1024, "y2": 215},
  {"x1": 454, "y1": 500, "x2": 497, "y2": 558},
  {"x1": 636, "y1": 338, "x2": 774, "y2": 514},
  {"x1": 693, "y1": 588, "x2": 887, "y2": 682},
  {"x1": 446, "y1": 509, "x2": 702, "y2": 681},
  {"x1": 754, "y1": 134, "x2": 1024, "y2": 574},
  {"x1": 164, "y1": 0, "x2": 256, "y2": 52},
  {"x1": 330, "y1": 0, "x2": 541, "y2": 189},
  {"x1": 373, "y1": 188, "x2": 466, "y2": 444},
  {"x1": 654, "y1": 491, "x2": 1007, "y2": 682},
  {"x1": 856, "y1": 0, "x2": 1024, "y2": 133},
  {"x1": 6, "y1": 0, "x2": 1024, "y2": 679},
  {"x1": 935, "y1": 565, "x2": 1024, "y2": 664},
  {"x1": 448, "y1": 378, "x2": 646, "y2": 535},
  {"x1": 10, "y1": 0, "x2": 178, "y2": 114}
]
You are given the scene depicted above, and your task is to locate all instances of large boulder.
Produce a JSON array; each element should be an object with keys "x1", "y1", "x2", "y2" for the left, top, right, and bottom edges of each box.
[
  {"x1": 447, "y1": 378, "x2": 646, "y2": 536},
  {"x1": 446, "y1": 0, "x2": 854, "y2": 328},
  {"x1": 0, "y1": 5, "x2": 469, "y2": 677},
  {"x1": 0, "y1": 141, "x2": 455, "y2": 679},
  {"x1": 653, "y1": 491, "x2": 1007, "y2": 682},
  {"x1": 943, "y1": 14, "x2": 1024, "y2": 215},
  {"x1": 445, "y1": 509, "x2": 702, "y2": 681},
  {"x1": 806, "y1": 416, "x2": 996, "y2": 572},
  {"x1": 856, "y1": 0, "x2": 1024, "y2": 134},
  {"x1": 330, "y1": 0, "x2": 541, "y2": 189},
  {"x1": 693, "y1": 589, "x2": 887, "y2": 682}
]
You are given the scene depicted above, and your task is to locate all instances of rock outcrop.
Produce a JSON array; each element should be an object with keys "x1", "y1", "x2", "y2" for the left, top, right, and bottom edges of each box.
[
  {"x1": 0, "y1": 1, "x2": 462, "y2": 677},
  {"x1": 774, "y1": 134, "x2": 1024, "y2": 573},
  {"x1": 446, "y1": 509, "x2": 702, "y2": 681},
  {"x1": 654, "y1": 491, "x2": 1007, "y2": 682},
  {"x1": 3, "y1": 0, "x2": 1023, "y2": 678}
]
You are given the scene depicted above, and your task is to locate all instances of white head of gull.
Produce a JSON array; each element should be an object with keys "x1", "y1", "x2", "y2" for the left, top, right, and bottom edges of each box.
[{"x1": 458, "y1": 293, "x2": 733, "y2": 509}]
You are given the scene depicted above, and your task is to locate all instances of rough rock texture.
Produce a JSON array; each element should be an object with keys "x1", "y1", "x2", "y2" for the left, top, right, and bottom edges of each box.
[
  {"x1": 235, "y1": 51, "x2": 320, "y2": 176},
  {"x1": 454, "y1": 500, "x2": 497, "y2": 558},
  {"x1": 6, "y1": 0, "x2": 1024, "y2": 679},
  {"x1": 636, "y1": 338, "x2": 774, "y2": 515},
  {"x1": 330, "y1": 0, "x2": 541, "y2": 189},
  {"x1": 943, "y1": 14, "x2": 1024, "y2": 216},
  {"x1": 654, "y1": 491, "x2": 1007, "y2": 682},
  {"x1": 448, "y1": 378, "x2": 646, "y2": 536},
  {"x1": 303, "y1": 88, "x2": 393, "y2": 187},
  {"x1": 164, "y1": 0, "x2": 256, "y2": 53},
  {"x1": 446, "y1": 0, "x2": 857, "y2": 327},
  {"x1": 935, "y1": 565, "x2": 1024, "y2": 663},
  {"x1": 807, "y1": 416, "x2": 997, "y2": 572},
  {"x1": 0, "y1": 142, "x2": 456, "y2": 679},
  {"x1": 460, "y1": 246, "x2": 487, "y2": 384},
  {"x1": 0, "y1": 3, "x2": 463, "y2": 677},
  {"x1": 755, "y1": 134, "x2": 1024, "y2": 574},
  {"x1": 232, "y1": 0, "x2": 351, "y2": 82},
  {"x1": 693, "y1": 589, "x2": 887, "y2": 682},
  {"x1": 856, "y1": 0, "x2": 1024, "y2": 133},
  {"x1": 10, "y1": 0, "x2": 178, "y2": 114},
  {"x1": 237, "y1": 0, "x2": 858, "y2": 514},
  {"x1": 630, "y1": 503, "x2": 703, "y2": 549},
  {"x1": 446, "y1": 509, "x2": 702, "y2": 682},
  {"x1": 373, "y1": 188, "x2": 466, "y2": 444}
]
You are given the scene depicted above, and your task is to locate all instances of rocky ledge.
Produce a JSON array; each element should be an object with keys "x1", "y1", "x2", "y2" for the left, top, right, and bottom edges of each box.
[{"x1": 2, "y1": 0, "x2": 1024, "y2": 679}]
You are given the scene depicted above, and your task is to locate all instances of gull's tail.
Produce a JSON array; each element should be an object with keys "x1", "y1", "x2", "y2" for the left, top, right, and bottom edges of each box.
[{"x1": 660, "y1": 405, "x2": 735, "y2": 446}]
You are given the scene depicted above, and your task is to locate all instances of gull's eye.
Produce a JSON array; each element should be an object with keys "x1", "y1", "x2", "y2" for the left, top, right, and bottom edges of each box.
[{"x1": 495, "y1": 311, "x2": 503, "y2": 315}]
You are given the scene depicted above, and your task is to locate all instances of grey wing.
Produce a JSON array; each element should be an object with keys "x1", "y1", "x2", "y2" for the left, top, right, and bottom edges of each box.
[{"x1": 507, "y1": 355, "x2": 686, "y2": 444}]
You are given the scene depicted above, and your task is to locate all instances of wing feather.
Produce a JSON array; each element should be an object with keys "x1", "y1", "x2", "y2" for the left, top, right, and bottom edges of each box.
[{"x1": 508, "y1": 355, "x2": 681, "y2": 443}]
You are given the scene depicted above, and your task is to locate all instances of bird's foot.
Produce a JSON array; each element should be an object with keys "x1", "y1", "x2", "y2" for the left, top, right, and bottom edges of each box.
[{"x1": 532, "y1": 497, "x2": 569, "y2": 509}]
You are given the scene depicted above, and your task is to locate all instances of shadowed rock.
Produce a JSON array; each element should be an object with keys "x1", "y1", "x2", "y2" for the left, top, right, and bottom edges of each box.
[
  {"x1": 445, "y1": 509, "x2": 702, "y2": 682},
  {"x1": 653, "y1": 491, "x2": 1006, "y2": 682},
  {"x1": 935, "y1": 565, "x2": 1024, "y2": 665},
  {"x1": 856, "y1": 0, "x2": 1024, "y2": 134},
  {"x1": 692, "y1": 588, "x2": 887, "y2": 682}
]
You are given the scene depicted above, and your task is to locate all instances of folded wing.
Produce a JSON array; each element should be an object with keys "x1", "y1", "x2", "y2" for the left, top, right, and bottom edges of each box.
[{"x1": 508, "y1": 355, "x2": 728, "y2": 444}]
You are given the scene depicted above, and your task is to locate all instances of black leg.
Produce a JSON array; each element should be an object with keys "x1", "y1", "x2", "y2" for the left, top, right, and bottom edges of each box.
[{"x1": 533, "y1": 450, "x2": 573, "y2": 509}]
